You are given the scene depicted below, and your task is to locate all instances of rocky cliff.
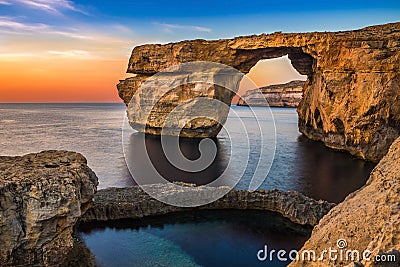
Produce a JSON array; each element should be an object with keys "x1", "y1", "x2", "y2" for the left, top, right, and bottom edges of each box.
[
  {"x1": 0, "y1": 151, "x2": 98, "y2": 266},
  {"x1": 118, "y1": 22, "x2": 400, "y2": 161},
  {"x1": 81, "y1": 184, "x2": 335, "y2": 226},
  {"x1": 237, "y1": 80, "x2": 304, "y2": 107},
  {"x1": 290, "y1": 136, "x2": 400, "y2": 267}
]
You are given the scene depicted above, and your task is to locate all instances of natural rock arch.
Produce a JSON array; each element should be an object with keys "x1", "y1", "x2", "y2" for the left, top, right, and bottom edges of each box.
[
  {"x1": 118, "y1": 22, "x2": 400, "y2": 162},
  {"x1": 128, "y1": 44, "x2": 315, "y2": 76}
]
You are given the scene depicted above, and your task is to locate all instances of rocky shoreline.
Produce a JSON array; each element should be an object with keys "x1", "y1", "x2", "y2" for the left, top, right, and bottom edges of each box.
[
  {"x1": 118, "y1": 22, "x2": 400, "y2": 162},
  {"x1": 0, "y1": 151, "x2": 335, "y2": 266},
  {"x1": 0, "y1": 151, "x2": 98, "y2": 266},
  {"x1": 237, "y1": 80, "x2": 304, "y2": 107},
  {"x1": 80, "y1": 185, "x2": 335, "y2": 226},
  {"x1": 1, "y1": 139, "x2": 399, "y2": 266}
]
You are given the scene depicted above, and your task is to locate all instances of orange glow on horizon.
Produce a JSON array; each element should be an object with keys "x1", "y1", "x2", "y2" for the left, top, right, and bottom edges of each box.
[
  {"x1": 0, "y1": 55, "x2": 305, "y2": 103},
  {"x1": 0, "y1": 58, "x2": 129, "y2": 103}
]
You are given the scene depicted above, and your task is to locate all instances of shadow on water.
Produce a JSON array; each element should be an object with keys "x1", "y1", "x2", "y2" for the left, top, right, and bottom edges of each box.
[
  {"x1": 125, "y1": 127, "x2": 375, "y2": 204},
  {"x1": 288, "y1": 135, "x2": 376, "y2": 203},
  {"x1": 252, "y1": 131, "x2": 376, "y2": 204},
  {"x1": 79, "y1": 210, "x2": 312, "y2": 267},
  {"x1": 126, "y1": 133, "x2": 231, "y2": 186}
]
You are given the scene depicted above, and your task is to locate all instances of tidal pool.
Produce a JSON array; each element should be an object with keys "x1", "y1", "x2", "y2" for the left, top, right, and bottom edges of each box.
[{"x1": 79, "y1": 210, "x2": 312, "y2": 267}]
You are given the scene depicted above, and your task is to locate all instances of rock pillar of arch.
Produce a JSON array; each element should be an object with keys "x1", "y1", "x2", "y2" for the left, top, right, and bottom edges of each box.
[{"x1": 117, "y1": 23, "x2": 400, "y2": 162}]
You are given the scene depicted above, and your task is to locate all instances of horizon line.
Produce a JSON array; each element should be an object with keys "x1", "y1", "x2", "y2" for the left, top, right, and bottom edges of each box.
[{"x1": 0, "y1": 101, "x2": 124, "y2": 104}]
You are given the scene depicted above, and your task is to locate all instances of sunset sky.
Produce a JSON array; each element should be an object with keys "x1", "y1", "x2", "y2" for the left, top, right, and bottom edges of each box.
[{"x1": 0, "y1": 1, "x2": 399, "y2": 102}]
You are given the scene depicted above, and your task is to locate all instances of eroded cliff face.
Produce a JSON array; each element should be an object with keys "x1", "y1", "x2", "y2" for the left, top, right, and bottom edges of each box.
[
  {"x1": 289, "y1": 136, "x2": 400, "y2": 267},
  {"x1": 0, "y1": 151, "x2": 98, "y2": 266},
  {"x1": 237, "y1": 80, "x2": 304, "y2": 107},
  {"x1": 118, "y1": 22, "x2": 400, "y2": 161}
]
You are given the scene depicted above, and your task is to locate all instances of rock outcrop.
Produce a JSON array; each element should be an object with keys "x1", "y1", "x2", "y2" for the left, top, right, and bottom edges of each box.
[
  {"x1": 289, "y1": 136, "x2": 400, "y2": 267},
  {"x1": 237, "y1": 80, "x2": 304, "y2": 107},
  {"x1": 118, "y1": 22, "x2": 400, "y2": 161},
  {"x1": 0, "y1": 151, "x2": 98, "y2": 266},
  {"x1": 80, "y1": 184, "x2": 335, "y2": 227},
  {"x1": 118, "y1": 63, "x2": 242, "y2": 138}
]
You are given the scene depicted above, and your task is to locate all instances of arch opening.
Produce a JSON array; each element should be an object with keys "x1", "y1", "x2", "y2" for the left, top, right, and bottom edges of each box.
[{"x1": 234, "y1": 55, "x2": 308, "y2": 106}]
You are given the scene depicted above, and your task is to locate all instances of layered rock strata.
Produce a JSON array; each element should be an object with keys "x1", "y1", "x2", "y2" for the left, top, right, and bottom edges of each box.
[
  {"x1": 237, "y1": 80, "x2": 304, "y2": 107},
  {"x1": 118, "y1": 22, "x2": 400, "y2": 161},
  {"x1": 118, "y1": 64, "x2": 242, "y2": 138},
  {"x1": 0, "y1": 151, "x2": 98, "y2": 266},
  {"x1": 80, "y1": 185, "x2": 335, "y2": 227},
  {"x1": 290, "y1": 136, "x2": 400, "y2": 267}
]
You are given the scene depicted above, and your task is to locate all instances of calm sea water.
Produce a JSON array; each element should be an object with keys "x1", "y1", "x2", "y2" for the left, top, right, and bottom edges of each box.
[
  {"x1": 0, "y1": 103, "x2": 375, "y2": 202},
  {"x1": 0, "y1": 103, "x2": 375, "y2": 267},
  {"x1": 0, "y1": 103, "x2": 133, "y2": 188}
]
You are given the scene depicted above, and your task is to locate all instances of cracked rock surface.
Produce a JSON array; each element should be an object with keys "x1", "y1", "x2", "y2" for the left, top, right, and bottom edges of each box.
[{"x1": 0, "y1": 151, "x2": 98, "y2": 266}]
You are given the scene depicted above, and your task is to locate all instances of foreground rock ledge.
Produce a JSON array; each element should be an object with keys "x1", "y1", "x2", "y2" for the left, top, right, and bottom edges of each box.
[
  {"x1": 80, "y1": 185, "x2": 335, "y2": 226},
  {"x1": 0, "y1": 151, "x2": 98, "y2": 266},
  {"x1": 118, "y1": 22, "x2": 400, "y2": 161},
  {"x1": 290, "y1": 136, "x2": 400, "y2": 267}
]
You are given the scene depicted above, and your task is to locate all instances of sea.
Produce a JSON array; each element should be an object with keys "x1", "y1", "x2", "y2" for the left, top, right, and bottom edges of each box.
[{"x1": 0, "y1": 103, "x2": 376, "y2": 267}]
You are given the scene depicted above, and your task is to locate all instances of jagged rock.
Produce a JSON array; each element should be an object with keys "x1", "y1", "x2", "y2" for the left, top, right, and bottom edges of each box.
[
  {"x1": 0, "y1": 151, "x2": 98, "y2": 266},
  {"x1": 289, "y1": 137, "x2": 400, "y2": 267},
  {"x1": 118, "y1": 22, "x2": 400, "y2": 161},
  {"x1": 80, "y1": 185, "x2": 335, "y2": 227},
  {"x1": 237, "y1": 80, "x2": 304, "y2": 107}
]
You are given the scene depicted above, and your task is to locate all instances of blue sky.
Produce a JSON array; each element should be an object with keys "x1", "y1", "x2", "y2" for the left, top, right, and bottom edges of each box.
[
  {"x1": 1, "y1": 1, "x2": 399, "y2": 46},
  {"x1": 0, "y1": 0, "x2": 399, "y2": 63},
  {"x1": 74, "y1": 1, "x2": 400, "y2": 20},
  {"x1": 0, "y1": 0, "x2": 398, "y2": 102}
]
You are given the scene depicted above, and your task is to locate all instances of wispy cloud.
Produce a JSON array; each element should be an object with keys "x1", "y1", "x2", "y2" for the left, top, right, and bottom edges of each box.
[
  {"x1": 46, "y1": 29, "x2": 94, "y2": 40},
  {"x1": 0, "y1": 16, "x2": 49, "y2": 31},
  {"x1": 155, "y1": 22, "x2": 212, "y2": 33},
  {"x1": 0, "y1": 16, "x2": 139, "y2": 61},
  {"x1": 0, "y1": 16, "x2": 94, "y2": 40},
  {"x1": 0, "y1": 50, "x2": 94, "y2": 60},
  {"x1": 0, "y1": 3, "x2": 141, "y2": 61},
  {"x1": 48, "y1": 49, "x2": 93, "y2": 58},
  {"x1": 10, "y1": 0, "x2": 87, "y2": 15},
  {"x1": 110, "y1": 24, "x2": 133, "y2": 34}
]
